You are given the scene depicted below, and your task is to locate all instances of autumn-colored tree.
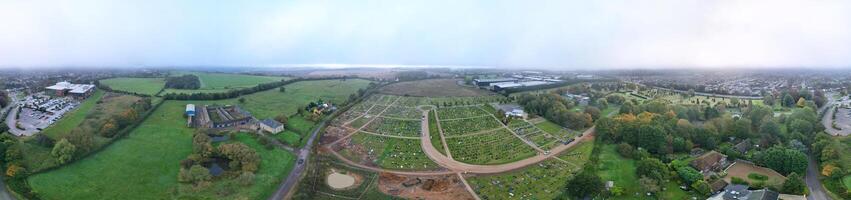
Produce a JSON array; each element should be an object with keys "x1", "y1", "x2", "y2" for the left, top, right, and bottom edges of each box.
[
  {"x1": 218, "y1": 142, "x2": 260, "y2": 172},
  {"x1": 5, "y1": 164, "x2": 26, "y2": 178},
  {"x1": 99, "y1": 119, "x2": 119, "y2": 137},
  {"x1": 796, "y1": 97, "x2": 806, "y2": 108}
]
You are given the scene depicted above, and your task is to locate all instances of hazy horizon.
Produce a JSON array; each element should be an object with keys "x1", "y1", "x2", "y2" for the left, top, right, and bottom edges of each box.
[{"x1": 2, "y1": 0, "x2": 851, "y2": 69}]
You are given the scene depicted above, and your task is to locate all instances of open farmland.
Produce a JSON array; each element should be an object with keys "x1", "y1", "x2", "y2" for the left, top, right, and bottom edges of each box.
[
  {"x1": 380, "y1": 79, "x2": 494, "y2": 97},
  {"x1": 99, "y1": 77, "x2": 165, "y2": 95},
  {"x1": 164, "y1": 71, "x2": 289, "y2": 94}
]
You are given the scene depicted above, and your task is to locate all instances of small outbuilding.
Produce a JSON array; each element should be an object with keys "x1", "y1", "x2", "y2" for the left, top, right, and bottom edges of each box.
[
  {"x1": 185, "y1": 104, "x2": 196, "y2": 117},
  {"x1": 260, "y1": 118, "x2": 284, "y2": 134}
]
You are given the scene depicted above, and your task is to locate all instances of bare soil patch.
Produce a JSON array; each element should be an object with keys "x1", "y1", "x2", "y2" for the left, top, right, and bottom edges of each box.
[
  {"x1": 377, "y1": 173, "x2": 475, "y2": 200},
  {"x1": 326, "y1": 168, "x2": 364, "y2": 190},
  {"x1": 380, "y1": 79, "x2": 494, "y2": 97}
]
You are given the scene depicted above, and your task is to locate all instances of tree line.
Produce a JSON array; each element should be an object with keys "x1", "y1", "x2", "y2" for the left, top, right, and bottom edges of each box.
[{"x1": 165, "y1": 74, "x2": 201, "y2": 89}]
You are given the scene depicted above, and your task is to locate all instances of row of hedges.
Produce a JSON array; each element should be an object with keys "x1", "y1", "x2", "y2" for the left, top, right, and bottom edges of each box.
[{"x1": 161, "y1": 76, "x2": 365, "y2": 100}]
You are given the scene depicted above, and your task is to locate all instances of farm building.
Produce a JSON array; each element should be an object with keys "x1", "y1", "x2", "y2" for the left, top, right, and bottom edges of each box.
[
  {"x1": 185, "y1": 104, "x2": 196, "y2": 117},
  {"x1": 194, "y1": 105, "x2": 254, "y2": 129},
  {"x1": 260, "y1": 119, "x2": 284, "y2": 134},
  {"x1": 505, "y1": 109, "x2": 527, "y2": 119},
  {"x1": 473, "y1": 78, "x2": 517, "y2": 87},
  {"x1": 45, "y1": 81, "x2": 95, "y2": 99}
]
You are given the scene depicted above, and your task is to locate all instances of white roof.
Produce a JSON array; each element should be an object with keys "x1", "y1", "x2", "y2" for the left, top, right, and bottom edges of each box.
[{"x1": 46, "y1": 81, "x2": 95, "y2": 94}]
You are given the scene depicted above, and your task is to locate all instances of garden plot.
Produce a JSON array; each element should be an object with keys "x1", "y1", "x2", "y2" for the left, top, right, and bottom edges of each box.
[
  {"x1": 369, "y1": 94, "x2": 398, "y2": 105},
  {"x1": 509, "y1": 120, "x2": 558, "y2": 151},
  {"x1": 382, "y1": 106, "x2": 422, "y2": 119},
  {"x1": 347, "y1": 101, "x2": 374, "y2": 115},
  {"x1": 468, "y1": 159, "x2": 574, "y2": 199},
  {"x1": 363, "y1": 117, "x2": 421, "y2": 137},
  {"x1": 340, "y1": 132, "x2": 441, "y2": 171},
  {"x1": 445, "y1": 128, "x2": 537, "y2": 165},
  {"x1": 439, "y1": 115, "x2": 503, "y2": 137},
  {"x1": 436, "y1": 106, "x2": 489, "y2": 120}
]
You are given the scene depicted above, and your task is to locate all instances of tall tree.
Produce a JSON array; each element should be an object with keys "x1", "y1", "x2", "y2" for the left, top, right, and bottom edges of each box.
[{"x1": 563, "y1": 171, "x2": 604, "y2": 198}]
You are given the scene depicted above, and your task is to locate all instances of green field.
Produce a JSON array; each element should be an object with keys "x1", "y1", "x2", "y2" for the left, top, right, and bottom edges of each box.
[
  {"x1": 28, "y1": 101, "x2": 297, "y2": 199},
  {"x1": 100, "y1": 77, "x2": 165, "y2": 95},
  {"x1": 40, "y1": 90, "x2": 105, "y2": 139},
  {"x1": 29, "y1": 101, "x2": 195, "y2": 199},
  {"x1": 164, "y1": 72, "x2": 288, "y2": 94}
]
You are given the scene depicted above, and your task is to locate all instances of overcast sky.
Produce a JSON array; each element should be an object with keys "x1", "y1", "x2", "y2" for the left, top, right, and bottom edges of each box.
[{"x1": 1, "y1": 0, "x2": 850, "y2": 69}]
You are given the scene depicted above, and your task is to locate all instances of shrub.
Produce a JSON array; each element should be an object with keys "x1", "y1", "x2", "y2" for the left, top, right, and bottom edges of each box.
[
  {"x1": 237, "y1": 171, "x2": 255, "y2": 186},
  {"x1": 731, "y1": 176, "x2": 748, "y2": 185},
  {"x1": 747, "y1": 173, "x2": 769, "y2": 181}
]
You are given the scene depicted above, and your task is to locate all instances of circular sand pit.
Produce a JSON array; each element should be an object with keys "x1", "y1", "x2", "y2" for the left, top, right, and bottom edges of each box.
[{"x1": 327, "y1": 172, "x2": 356, "y2": 189}]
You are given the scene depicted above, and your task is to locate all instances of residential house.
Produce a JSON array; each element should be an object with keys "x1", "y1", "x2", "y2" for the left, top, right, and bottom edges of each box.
[
  {"x1": 260, "y1": 118, "x2": 284, "y2": 134},
  {"x1": 690, "y1": 151, "x2": 729, "y2": 177}
]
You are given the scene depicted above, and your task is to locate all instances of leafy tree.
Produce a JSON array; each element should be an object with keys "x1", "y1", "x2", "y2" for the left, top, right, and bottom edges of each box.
[
  {"x1": 619, "y1": 101, "x2": 637, "y2": 114},
  {"x1": 218, "y1": 142, "x2": 261, "y2": 172},
  {"x1": 64, "y1": 129, "x2": 94, "y2": 152},
  {"x1": 274, "y1": 114, "x2": 289, "y2": 127},
  {"x1": 99, "y1": 120, "x2": 119, "y2": 137},
  {"x1": 782, "y1": 94, "x2": 795, "y2": 107},
  {"x1": 763, "y1": 94, "x2": 775, "y2": 106},
  {"x1": 51, "y1": 139, "x2": 77, "y2": 164},
  {"x1": 754, "y1": 146, "x2": 808, "y2": 175},
  {"x1": 789, "y1": 119, "x2": 813, "y2": 135},
  {"x1": 692, "y1": 180, "x2": 712, "y2": 196},
  {"x1": 237, "y1": 171, "x2": 255, "y2": 186},
  {"x1": 584, "y1": 106, "x2": 601, "y2": 121},
  {"x1": 637, "y1": 158, "x2": 669, "y2": 181},
  {"x1": 193, "y1": 132, "x2": 215, "y2": 158},
  {"x1": 676, "y1": 166, "x2": 703, "y2": 185},
  {"x1": 564, "y1": 171, "x2": 603, "y2": 198},
  {"x1": 731, "y1": 118, "x2": 752, "y2": 139},
  {"x1": 704, "y1": 106, "x2": 720, "y2": 119},
  {"x1": 746, "y1": 105, "x2": 773, "y2": 129},
  {"x1": 639, "y1": 176, "x2": 661, "y2": 193},
  {"x1": 759, "y1": 120, "x2": 782, "y2": 138},
  {"x1": 239, "y1": 97, "x2": 246, "y2": 103},
  {"x1": 781, "y1": 172, "x2": 806, "y2": 195},
  {"x1": 796, "y1": 97, "x2": 806, "y2": 108},
  {"x1": 188, "y1": 164, "x2": 211, "y2": 184},
  {"x1": 279, "y1": 87, "x2": 286, "y2": 93}
]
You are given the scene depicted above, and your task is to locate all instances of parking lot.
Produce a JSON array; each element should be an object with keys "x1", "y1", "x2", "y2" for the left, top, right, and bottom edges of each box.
[{"x1": 6, "y1": 93, "x2": 80, "y2": 136}]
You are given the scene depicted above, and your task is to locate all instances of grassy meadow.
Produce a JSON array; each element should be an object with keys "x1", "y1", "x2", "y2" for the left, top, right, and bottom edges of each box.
[{"x1": 100, "y1": 77, "x2": 165, "y2": 95}]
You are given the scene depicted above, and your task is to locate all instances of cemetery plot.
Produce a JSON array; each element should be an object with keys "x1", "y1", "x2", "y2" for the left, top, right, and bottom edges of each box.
[
  {"x1": 340, "y1": 132, "x2": 441, "y2": 171},
  {"x1": 347, "y1": 101, "x2": 374, "y2": 114},
  {"x1": 363, "y1": 117, "x2": 421, "y2": 137},
  {"x1": 439, "y1": 115, "x2": 503, "y2": 137},
  {"x1": 445, "y1": 128, "x2": 537, "y2": 165},
  {"x1": 428, "y1": 110, "x2": 447, "y2": 156},
  {"x1": 436, "y1": 106, "x2": 489, "y2": 120},
  {"x1": 382, "y1": 106, "x2": 422, "y2": 119},
  {"x1": 397, "y1": 96, "x2": 429, "y2": 107},
  {"x1": 428, "y1": 96, "x2": 508, "y2": 107},
  {"x1": 534, "y1": 121, "x2": 578, "y2": 140},
  {"x1": 366, "y1": 105, "x2": 388, "y2": 116},
  {"x1": 348, "y1": 115, "x2": 373, "y2": 129},
  {"x1": 468, "y1": 141, "x2": 593, "y2": 199},
  {"x1": 509, "y1": 120, "x2": 557, "y2": 151},
  {"x1": 468, "y1": 159, "x2": 575, "y2": 199},
  {"x1": 369, "y1": 94, "x2": 397, "y2": 105}
]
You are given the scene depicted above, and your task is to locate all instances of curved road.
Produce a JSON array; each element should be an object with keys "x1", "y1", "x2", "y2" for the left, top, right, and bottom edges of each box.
[{"x1": 417, "y1": 109, "x2": 594, "y2": 174}]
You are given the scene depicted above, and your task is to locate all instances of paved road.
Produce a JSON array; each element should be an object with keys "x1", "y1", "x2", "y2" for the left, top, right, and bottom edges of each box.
[
  {"x1": 807, "y1": 94, "x2": 834, "y2": 200},
  {"x1": 268, "y1": 120, "x2": 325, "y2": 200},
  {"x1": 806, "y1": 152, "x2": 829, "y2": 200}
]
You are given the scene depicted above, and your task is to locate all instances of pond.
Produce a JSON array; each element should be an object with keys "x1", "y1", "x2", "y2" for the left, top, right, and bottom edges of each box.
[
  {"x1": 203, "y1": 157, "x2": 231, "y2": 176},
  {"x1": 327, "y1": 171, "x2": 356, "y2": 189},
  {"x1": 208, "y1": 134, "x2": 230, "y2": 142}
]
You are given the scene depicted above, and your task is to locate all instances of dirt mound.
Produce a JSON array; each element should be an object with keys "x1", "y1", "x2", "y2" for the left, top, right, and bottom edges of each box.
[{"x1": 377, "y1": 173, "x2": 474, "y2": 200}]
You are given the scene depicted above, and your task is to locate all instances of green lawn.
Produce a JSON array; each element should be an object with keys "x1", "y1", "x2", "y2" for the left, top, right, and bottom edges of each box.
[
  {"x1": 597, "y1": 144, "x2": 641, "y2": 198},
  {"x1": 40, "y1": 90, "x2": 104, "y2": 139},
  {"x1": 100, "y1": 77, "x2": 165, "y2": 95},
  {"x1": 29, "y1": 101, "x2": 195, "y2": 200}
]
